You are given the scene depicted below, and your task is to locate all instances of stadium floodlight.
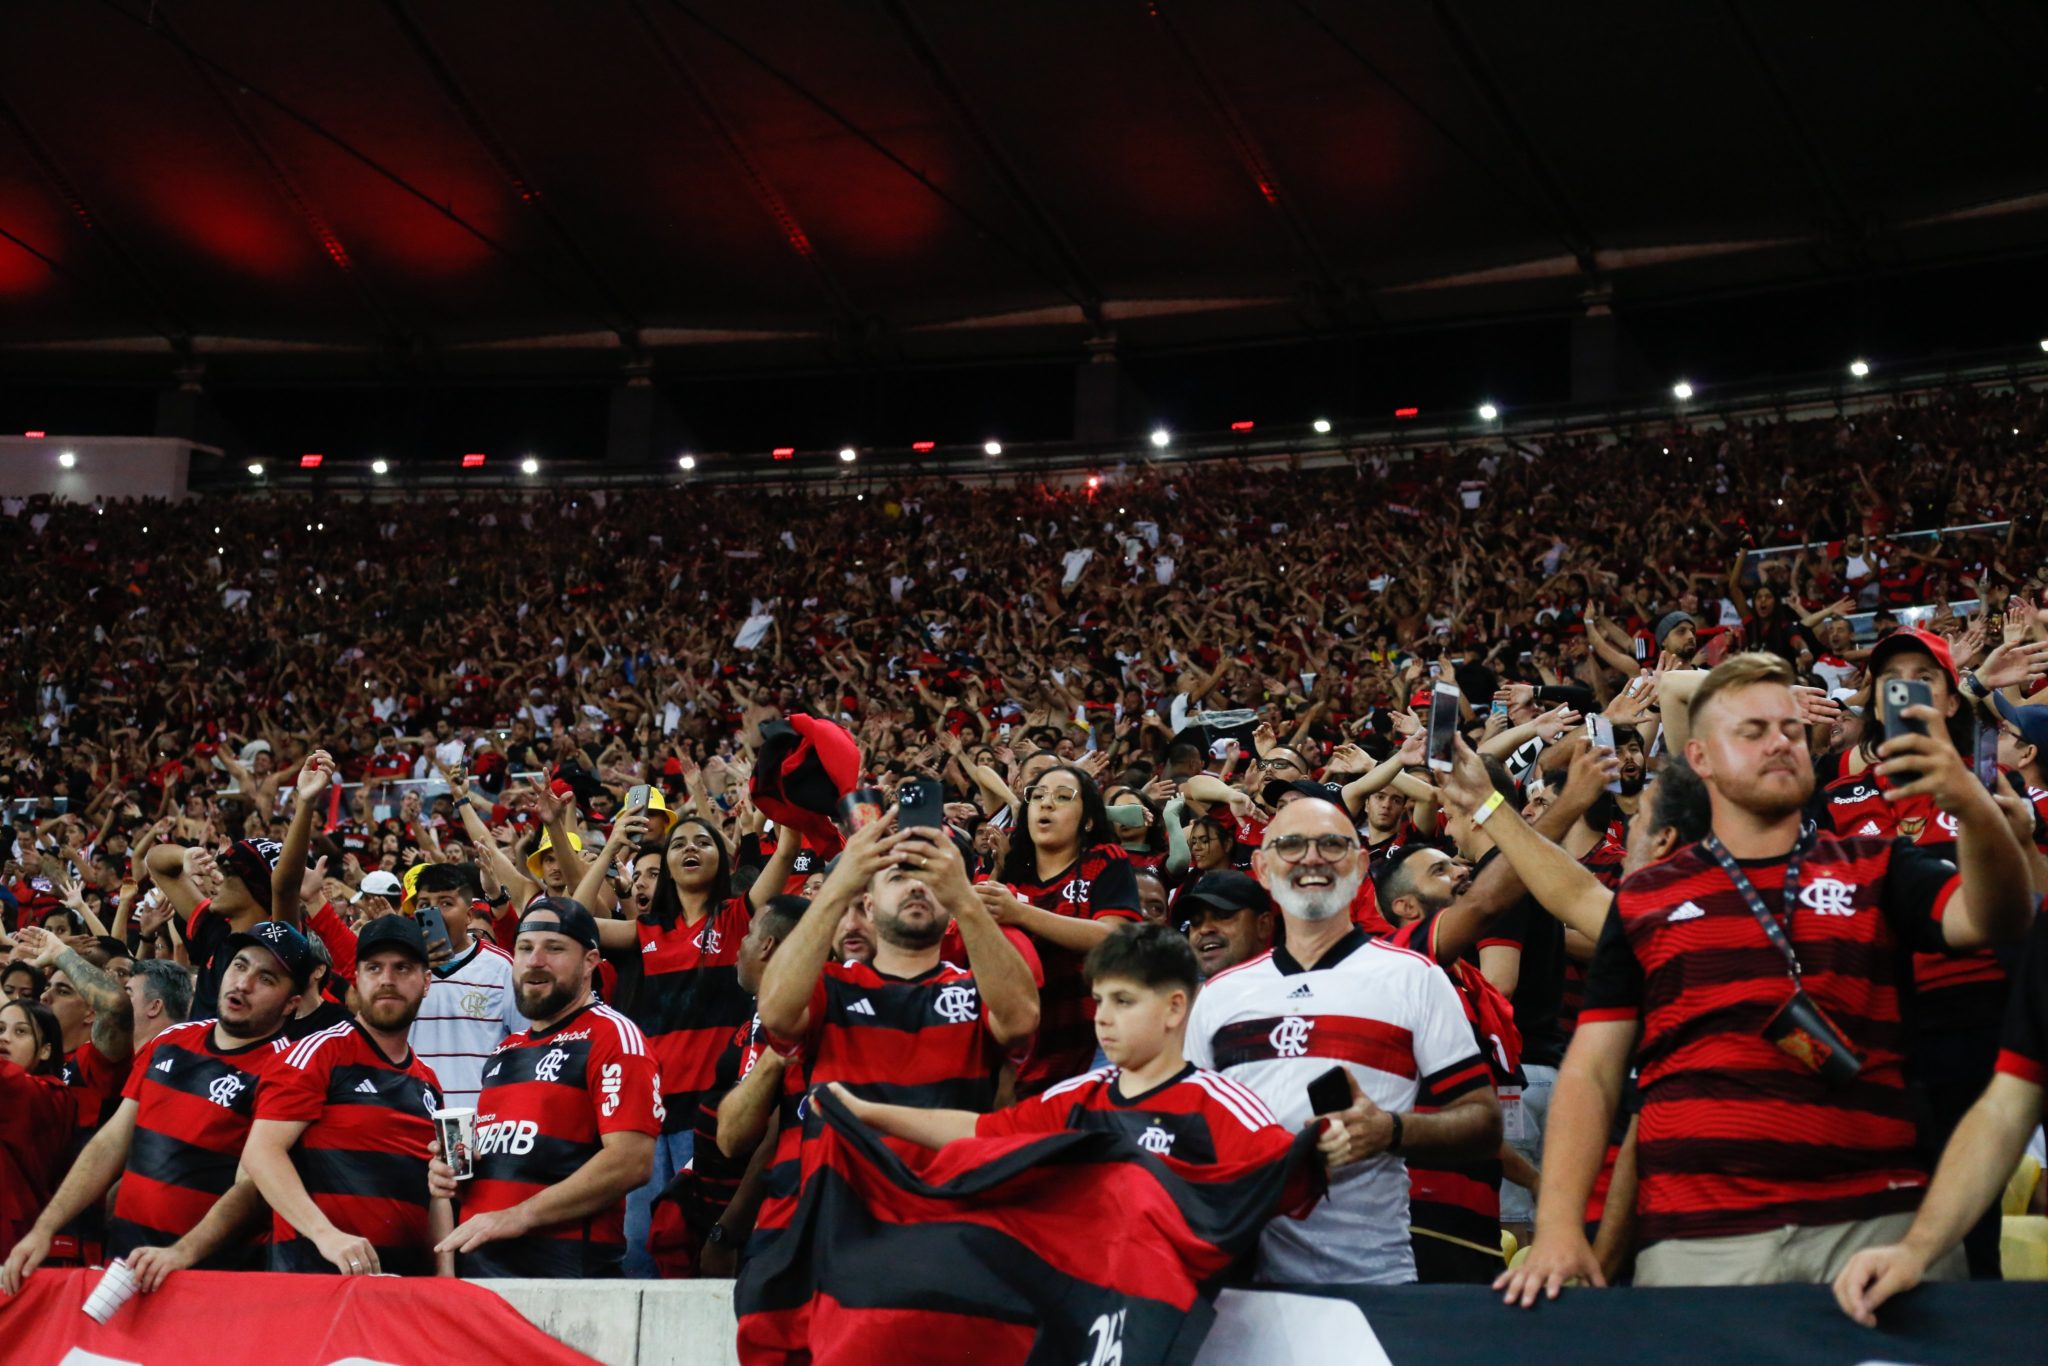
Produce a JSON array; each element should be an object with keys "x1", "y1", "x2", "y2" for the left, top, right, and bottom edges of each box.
[
  {"x1": 1849, "y1": 359, "x2": 1870, "y2": 378},
  {"x1": 839, "y1": 447, "x2": 857, "y2": 463},
  {"x1": 1150, "y1": 428, "x2": 1171, "y2": 448},
  {"x1": 984, "y1": 440, "x2": 1002, "y2": 456},
  {"x1": 57, "y1": 450, "x2": 75, "y2": 468},
  {"x1": 1672, "y1": 381, "x2": 1694, "y2": 401},
  {"x1": 679, "y1": 454, "x2": 696, "y2": 471},
  {"x1": 1312, "y1": 418, "x2": 1331, "y2": 434},
  {"x1": 521, "y1": 456, "x2": 539, "y2": 475},
  {"x1": 2040, "y1": 339, "x2": 2048, "y2": 353},
  {"x1": 371, "y1": 458, "x2": 388, "y2": 475},
  {"x1": 247, "y1": 462, "x2": 264, "y2": 476},
  {"x1": 1477, "y1": 402, "x2": 1499, "y2": 422}
]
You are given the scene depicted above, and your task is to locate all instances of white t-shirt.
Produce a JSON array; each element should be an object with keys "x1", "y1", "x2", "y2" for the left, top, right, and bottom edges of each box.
[
  {"x1": 1186, "y1": 929, "x2": 1486, "y2": 1285},
  {"x1": 410, "y1": 940, "x2": 528, "y2": 1107}
]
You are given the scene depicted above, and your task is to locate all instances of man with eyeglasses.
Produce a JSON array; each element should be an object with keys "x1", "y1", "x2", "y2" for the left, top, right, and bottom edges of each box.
[{"x1": 1185, "y1": 797, "x2": 1503, "y2": 1284}]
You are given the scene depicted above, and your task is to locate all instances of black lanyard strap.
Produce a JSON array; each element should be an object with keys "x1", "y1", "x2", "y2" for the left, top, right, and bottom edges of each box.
[{"x1": 1701, "y1": 824, "x2": 1814, "y2": 982}]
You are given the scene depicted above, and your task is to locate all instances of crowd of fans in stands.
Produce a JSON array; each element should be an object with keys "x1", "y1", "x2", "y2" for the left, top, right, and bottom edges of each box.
[{"x1": 3, "y1": 383, "x2": 2048, "y2": 1332}]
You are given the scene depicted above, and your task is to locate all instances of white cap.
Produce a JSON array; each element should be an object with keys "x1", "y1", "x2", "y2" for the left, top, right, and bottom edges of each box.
[{"x1": 354, "y1": 870, "x2": 404, "y2": 901}]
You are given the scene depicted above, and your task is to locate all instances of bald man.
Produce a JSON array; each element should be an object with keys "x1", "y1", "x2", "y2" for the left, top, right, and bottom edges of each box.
[{"x1": 1186, "y1": 798, "x2": 1501, "y2": 1284}]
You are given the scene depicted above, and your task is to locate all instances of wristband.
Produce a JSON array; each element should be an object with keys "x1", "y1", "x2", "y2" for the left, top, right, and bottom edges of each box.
[
  {"x1": 1470, "y1": 791, "x2": 1506, "y2": 827},
  {"x1": 1960, "y1": 671, "x2": 1988, "y2": 701},
  {"x1": 1387, "y1": 1111, "x2": 1404, "y2": 1154}
]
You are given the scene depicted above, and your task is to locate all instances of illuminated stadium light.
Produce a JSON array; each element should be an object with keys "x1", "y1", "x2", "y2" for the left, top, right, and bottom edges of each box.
[
  {"x1": 371, "y1": 459, "x2": 388, "y2": 475},
  {"x1": 1849, "y1": 359, "x2": 1870, "y2": 378},
  {"x1": 911, "y1": 441, "x2": 936, "y2": 453},
  {"x1": 771, "y1": 448, "x2": 795, "y2": 460},
  {"x1": 24, "y1": 430, "x2": 45, "y2": 439},
  {"x1": 300, "y1": 453, "x2": 323, "y2": 468},
  {"x1": 57, "y1": 450, "x2": 75, "y2": 468},
  {"x1": 1477, "y1": 402, "x2": 1499, "y2": 422},
  {"x1": 984, "y1": 440, "x2": 1002, "y2": 456},
  {"x1": 1230, "y1": 420, "x2": 1254, "y2": 432},
  {"x1": 839, "y1": 447, "x2": 857, "y2": 463},
  {"x1": 1150, "y1": 428, "x2": 1171, "y2": 448},
  {"x1": 247, "y1": 462, "x2": 264, "y2": 476},
  {"x1": 1312, "y1": 419, "x2": 1331, "y2": 434},
  {"x1": 678, "y1": 454, "x2": 696, "y2": 470},
  {"x1": 520, "y1": 456, "x2": 540, "y2": 475},
  {"x1": 1394, "y1": 407, "x2": 1419, "y2": 419},
  {"x1": 1087, "y1": 475, "x2": 1100, "y2": 489},
  {"x1": 1672, "y1": 381, "x2": 1694, "y2": 401},
  {"x1": 2040, "y1": 339, "x2": 2048, "y2": 353},
  {"x1": 462, "y1": 453, "x2": 486, "y2": 468}
]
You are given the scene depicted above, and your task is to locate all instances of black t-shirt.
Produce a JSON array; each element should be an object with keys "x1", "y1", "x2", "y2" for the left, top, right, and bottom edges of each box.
[
  {"x1": 283, "y1": 997, "x2": 352, "y2": 1042},
  {"x1": 1473, "y1": 850, "x2": 1567, "y2": 1068},
  {"x1": 184, "y1": 902, "x2": 235, "y2": 1020}
]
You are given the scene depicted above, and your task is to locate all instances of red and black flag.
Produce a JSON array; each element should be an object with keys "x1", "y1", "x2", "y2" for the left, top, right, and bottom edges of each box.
[{"x1": 735, "y1": 1088, "x2": 1322, "y2": 1366}]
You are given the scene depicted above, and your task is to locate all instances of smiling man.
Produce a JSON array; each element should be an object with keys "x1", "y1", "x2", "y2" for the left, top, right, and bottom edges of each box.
[
  {"x1": 1185, "y1": 797, "x2": 1502, "y2": 1285},
  {"x1": 1175, "y1": 870, "x2": 1276, "y2": 980}
]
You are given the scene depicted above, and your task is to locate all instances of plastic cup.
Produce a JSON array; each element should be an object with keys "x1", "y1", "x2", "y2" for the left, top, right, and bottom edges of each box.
[
  {"x1": 433, "y1": 1106, "x2": 476, "y2": 1180},
  {"x1": 82, "y1": 1258, "x2": 138, "y2": 1324}
]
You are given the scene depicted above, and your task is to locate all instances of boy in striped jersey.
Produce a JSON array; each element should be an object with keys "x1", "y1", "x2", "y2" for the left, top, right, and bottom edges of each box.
[
  {"x1": 831, "y1": 922, "x2": 1317, "y2": 1179},
  {"x1": 243, "y1": 916, "x2": 451, "y2": 1276}
]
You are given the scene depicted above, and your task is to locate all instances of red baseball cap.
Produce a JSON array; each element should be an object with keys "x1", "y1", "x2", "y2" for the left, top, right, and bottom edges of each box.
[{"x1": 1868, "y1": 627, "x2": 1958, "y2": 687}]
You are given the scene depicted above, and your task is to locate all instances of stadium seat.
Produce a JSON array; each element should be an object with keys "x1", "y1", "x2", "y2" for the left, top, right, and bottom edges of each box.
[
  {"x1": 2002, "y1": 1216, "x2": 2048, "y2": 1280},
  {"x1": 2003, "y1": 1155, "x2": 2041, "y2": 1217}
]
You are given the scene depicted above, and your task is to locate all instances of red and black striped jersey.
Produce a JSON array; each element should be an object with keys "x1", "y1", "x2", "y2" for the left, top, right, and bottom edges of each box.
[
  {"x1": 1994, "y1": 910, "x2": 2048, "y2": 1089},
  {"x1": 632, "y1": 898, "x2": 756, "y2": 1133},
  {"x1": 1003, "y1": 843, "x2": 1142, "y2": 1093},
  {"x1": 464, "y1": 1001, "x2": 664, "y2": 1258},
  {"x1": 975, "y1": 1063, "x2": 1288, "y2": 1168},
  {"x1": 1581, "y1": 832, "x2": 1960, "y2": 1242},
  {"x1": 773, "y1": 958, "x2": 1008, "y2": 1115},
  {"x1": 684, "y1": 1014, "x2": 764, "y2": 1234},
  {"x1": 60, "y1": 1037, "x2": 131, "y2": 1131},
  {"x1": 108, "y1": 1018, "x2": 294, "y2": 1262},
  {"x1": 0, "y1": 1062, "x2": 75, "y2": 1255},
  {"x1": 1811, "y1": 756, "x2": 2026, "y2": 1026},
  {"x1": 257, "y1": 1019, "x2": 445, "y2": 1274}
]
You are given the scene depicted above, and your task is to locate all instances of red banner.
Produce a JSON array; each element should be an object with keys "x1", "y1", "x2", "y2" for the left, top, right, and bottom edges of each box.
[{"x1": 0, "y1": 1269, "x2": 603, "y2": 1366}]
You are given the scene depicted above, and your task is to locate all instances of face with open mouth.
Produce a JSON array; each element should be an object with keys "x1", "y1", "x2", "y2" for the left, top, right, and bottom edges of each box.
[{"x1": 665, "y1": 823, "x2": 723, "y2": 890}]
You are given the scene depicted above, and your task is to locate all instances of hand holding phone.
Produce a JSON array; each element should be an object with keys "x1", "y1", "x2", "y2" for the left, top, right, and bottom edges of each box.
[
  {"x1": 1426, "y1": 682, "x2": 1461, "y2": 773},
  {"x1": 897, "y1": 778, "x2": 944, "y2": 830},
  {"x1": 1307, "y1": 1065, "x2": 1352, "y2": 1116},
  {"x1": 1882, "y1": 678, "x2": 1934, "y2": 786}
]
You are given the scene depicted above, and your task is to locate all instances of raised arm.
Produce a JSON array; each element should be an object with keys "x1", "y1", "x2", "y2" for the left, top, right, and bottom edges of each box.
[
  {"x1": 756, "y1": 814, "x2": 897, "y2": 1040},
  {"x1": 271, "y1": 749, "x2": 337, "y2": 930}
]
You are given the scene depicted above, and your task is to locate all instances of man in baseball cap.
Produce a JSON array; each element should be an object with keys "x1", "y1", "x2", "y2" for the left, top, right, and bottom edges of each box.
[
  {"x1": 1176, "y1": 870, "x2": 1275, "y2": 980},
  {"x1": 1990, "y1": 693, "x2": 2048, "y2": 796},
  {"x1": 222, "y1": 921, "x2": 316, "y2": 993},
  {"x1": 353, "y1": 870, "x2": 405, "y2": 916}
]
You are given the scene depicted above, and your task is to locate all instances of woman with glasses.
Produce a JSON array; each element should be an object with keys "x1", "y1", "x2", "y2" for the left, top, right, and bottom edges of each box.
[{"x1": 979, "y1": 765, "x2": 1142, "y2": 1095}]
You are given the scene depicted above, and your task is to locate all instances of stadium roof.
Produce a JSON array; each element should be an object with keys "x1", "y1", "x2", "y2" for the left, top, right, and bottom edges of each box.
[{"x1": 3, "y1": 0, "x2": 2045, "y2": 381}]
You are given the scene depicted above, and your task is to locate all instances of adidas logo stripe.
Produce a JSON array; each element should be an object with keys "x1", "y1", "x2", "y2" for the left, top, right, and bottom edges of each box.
[
  {"x1": 1285, "y1": 983, "x2": 1312, "y2": 999},
  {"x1": 355, "y1": 1078, "x2": 378, "y2": 1094},
  {"x1": 847, "y1": 998, "x2": 877, "y2": 1016}
]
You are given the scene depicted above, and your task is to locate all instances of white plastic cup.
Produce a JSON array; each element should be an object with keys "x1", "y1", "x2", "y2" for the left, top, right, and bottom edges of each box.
[
  {"x1": 434, "y1": 1106, "x2": 477, "y2": 1180},
  {"x1": 82, "y1": 1257, "x2": 138, "y2": 1324}
]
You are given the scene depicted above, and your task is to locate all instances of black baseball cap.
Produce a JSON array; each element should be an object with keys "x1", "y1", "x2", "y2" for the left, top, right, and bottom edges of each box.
[
  {"x1": 223, "y1": 920, "x2": 316, "y2": 986},
  {"x1": 515, "y1": 895, "x2": 601, "y2": 950},
  {"x1": 1177, "y1": 870, "x2": 1269, "y2": 924},
  {"x1": 1263, "y1": 778, "x2": 1345, "y2": 808},
  {"x1": 356, "y1": 914, "x2": 429, "y2": 965}
]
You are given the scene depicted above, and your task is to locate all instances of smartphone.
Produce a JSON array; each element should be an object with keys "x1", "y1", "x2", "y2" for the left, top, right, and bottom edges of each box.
[
  {"x1": 897, "y1": 777, "x2": 944, "y2": 830},
  {"x1": 1974, "y1": 725, "x2": 2001, "y2": 790},
  {"x1": 1426, "y1": 681, "x2": 1461, "y2": 773},
  {"x1": 1882, "y1": 678, "x2": 1933, "y2": 786},
  {"x1": 1307, "y1": 1065, "x2": 1351, "y2": 1116},
  {"x1": 415, "y1": 901, "x2": 454, "y2": 957},
  {"x1": 623, "y1": 783, "x2": 652, "y2": 813},
  {"x1": 1585, "y1": 714, "x2": 1622, "y2": 792}
]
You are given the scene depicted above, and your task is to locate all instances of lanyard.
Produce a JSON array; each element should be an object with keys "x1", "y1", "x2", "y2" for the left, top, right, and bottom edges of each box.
[{"x1": 1701, "y1": 823, "x2": 1815, "y2": 982}]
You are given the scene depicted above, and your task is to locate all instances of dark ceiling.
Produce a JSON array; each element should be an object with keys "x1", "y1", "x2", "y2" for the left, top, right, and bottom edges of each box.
[{"x1": 2, "y1": 0, "x2": 2045, "y2": 388}]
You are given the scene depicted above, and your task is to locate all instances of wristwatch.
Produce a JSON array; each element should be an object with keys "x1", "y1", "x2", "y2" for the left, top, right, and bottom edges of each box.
[
  {"x1": 704, "y1": 1222, "x2": 734, "y2": 1247},
  {"x1": 1959, "y1": 670, "x2": 1989, "y2": 702}
]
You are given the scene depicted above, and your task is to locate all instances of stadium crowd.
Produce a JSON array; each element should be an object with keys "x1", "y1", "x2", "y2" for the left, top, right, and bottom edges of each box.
[{"x1": 4, "y1": 383, "x2": 2048, "y2": 1338}]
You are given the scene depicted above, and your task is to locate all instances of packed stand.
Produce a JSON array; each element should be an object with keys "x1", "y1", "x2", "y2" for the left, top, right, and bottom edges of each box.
[{"x1": 1, "y1": 385, "x2": 2047, "y2": 1336}]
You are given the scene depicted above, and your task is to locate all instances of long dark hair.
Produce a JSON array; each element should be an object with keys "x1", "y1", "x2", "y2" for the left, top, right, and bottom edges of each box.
[
  {"x1": 999, "y1": 764, "x2": 1116, "y2": 883},
  {"x1": 644, "y1": 815, "x2": 735, "y2": 931},
  {"x1": 1, "y1": 998, "x2": 64, "y2": 1077}
]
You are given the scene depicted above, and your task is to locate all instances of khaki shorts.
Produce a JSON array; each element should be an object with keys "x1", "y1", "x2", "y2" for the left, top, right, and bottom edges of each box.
[{"x1": 1635, "y1": 1211, "x2": 1968, "y2": 1287}]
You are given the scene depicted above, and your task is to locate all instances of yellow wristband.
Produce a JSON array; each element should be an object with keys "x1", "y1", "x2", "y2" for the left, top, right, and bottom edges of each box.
[{"x1": 1470, "y1": 791, "x2": 1506, "y2": 826}]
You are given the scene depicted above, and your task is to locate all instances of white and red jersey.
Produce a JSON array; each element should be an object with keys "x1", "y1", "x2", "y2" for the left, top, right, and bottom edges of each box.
[
  {"x1": 1185, "y1": 928, "x2": 1488, "y2": 1286},
  {"x1": 412, "y1": 940, "x2": 527, "y2": 1108}
]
